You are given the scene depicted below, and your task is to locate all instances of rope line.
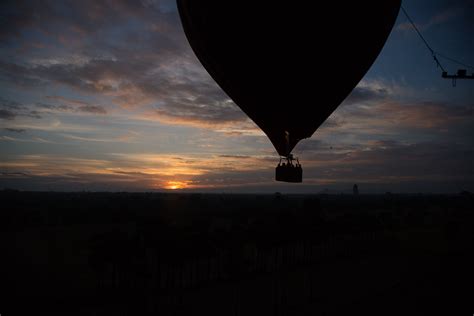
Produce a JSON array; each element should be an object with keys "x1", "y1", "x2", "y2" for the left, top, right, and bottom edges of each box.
[
  {"x1": 401, "y1": 5, "x2": 474, "y2": 72},
  {"x1": 435, "y1": 52, "x2": 474, "y2": 71},
  {"x1": 400, "y1": 6, "x2": 434, "y2": 55}
]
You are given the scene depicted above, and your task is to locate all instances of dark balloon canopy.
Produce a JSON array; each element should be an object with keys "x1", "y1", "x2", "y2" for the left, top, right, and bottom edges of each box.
[{"x1": 177, "y1": 1, "x2": 401, "y2": 156}]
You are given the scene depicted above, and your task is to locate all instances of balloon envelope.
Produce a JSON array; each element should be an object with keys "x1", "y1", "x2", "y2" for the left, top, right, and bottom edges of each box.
[{"x1": 177, "y1": 1, "x2": 401, "y2": 156}]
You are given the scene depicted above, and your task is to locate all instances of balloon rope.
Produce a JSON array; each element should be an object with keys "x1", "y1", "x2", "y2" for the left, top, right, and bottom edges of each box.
[
  {"x1": 401, "y1": 5, "x2": 474, "y2": 71},
  {"x1": 400, "y1": 5, "x2": 445, "y2": 72}
]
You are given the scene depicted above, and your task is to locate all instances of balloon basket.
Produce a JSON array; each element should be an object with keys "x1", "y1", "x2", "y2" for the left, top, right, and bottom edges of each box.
[{"x1": 275, "y1": 156, "x2": 302, "y2": 183}]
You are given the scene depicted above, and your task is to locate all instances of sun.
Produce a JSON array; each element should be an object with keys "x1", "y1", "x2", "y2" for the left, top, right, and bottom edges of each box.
[{"x1": 164, "y1": 181, "x2": 188, "y2": 190}]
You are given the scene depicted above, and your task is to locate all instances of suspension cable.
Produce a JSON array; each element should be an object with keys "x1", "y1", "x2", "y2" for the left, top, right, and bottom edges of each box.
[{"x1": 400, "y1": 5, "x2": 474, "y2": 72}]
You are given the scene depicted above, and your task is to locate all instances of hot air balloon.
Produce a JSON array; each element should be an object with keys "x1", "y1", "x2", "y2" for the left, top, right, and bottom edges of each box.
[{"x1": 177, "y1": 1, "x2": 401, "y2": 182}]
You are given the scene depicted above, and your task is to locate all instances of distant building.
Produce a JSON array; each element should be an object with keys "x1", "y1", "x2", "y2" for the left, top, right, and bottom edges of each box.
[{"x1": 353, "y1": 184, "x2": 359, "y2": 195}]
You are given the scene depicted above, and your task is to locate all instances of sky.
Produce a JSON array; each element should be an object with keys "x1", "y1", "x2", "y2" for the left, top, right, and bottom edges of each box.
[{"x1": 0, "y1": 0, "x2": 473, "y2": 193}]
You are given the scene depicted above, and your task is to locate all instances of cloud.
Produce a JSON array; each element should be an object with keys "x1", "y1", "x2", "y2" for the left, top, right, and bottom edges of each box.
[
  {"x1": 397, "y1": 6, "x2": 463, "y2": 32},
  {"x1": 45, "y1": 96, "x2": 89, "y2": 106},
  {"x1": 0, "y1": 0, "x2": 186, "y2": 91},
  {"x1": 1, "y1": 138, "x2": 473, "y2": 192},
  {"x1": 5, "y1": 56, "x2": 244, "y2": 124},
  {"x1": 65, "y1": 101, "x2": 105, "y2": 114},
  {"x1": 0, "y1": 99, "x2": 23, "y2": 120},
  {"x1": 0, "y1": 152, "x2": 274, "y2": 190},
  {"x1": 293, "y1": 139, "x2": 326, "y2": 151},
  {"x1": 0, "y1": 0, "x2": 252, "y2": 130},
  {"x1": 153, "y1": 101, "x2": 247, "y2": 127},
  {"x1": 78, "y1": 105, "x2": 107, "y2": 114},
  {"x1": 44, "y1": 96, "x2": 107, "y2": 114},
  {"x1": 291, "y1": 140, "x2": 474, "y2": 193},
  {"x1": 315, "y1": 80, "x2": 473, "y2": 137},
  {"x1": 343, "y1": 100, "x2": 473, "y2": 131},
  {"x1": 379, "y1": 101, "x2": 473, "y2": 129},
  {"x1": 0, "y1": 98, "x2": 42, "y2": 120},
  {"x1": 0, "y1": 109, "x2": 16, "y2": 120},
  {"x1": 60, "y1": 134, "x2": 129, "y2": 143},
  {"x1": 0, "y1": 0, "x2": 181, "y2": 43},
  {"x1": 342, "y1": 85, "x2": 389, "y2": 106},
  {"x1": 218, "y1": 155, "x2": 252, "y2": 159},
  {"x1": 0, "y1": 98, "x2": 107, "y2": 121},
  {"x1": 0, "y1": 171, "x2": 29, "y2": 177},
  {"x1": 0, "y1": 135, "x2": 52, "y2": 143},
  {"x1": 36, "y1": 102, "x2": 71, "y2": 111},
  {"x1": 4, "y1": 128, "x2": 26, "y2": 133}
]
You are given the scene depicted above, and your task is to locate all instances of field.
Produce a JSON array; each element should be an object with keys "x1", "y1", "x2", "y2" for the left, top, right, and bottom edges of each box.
[{"x1": 1, "y1": 191, "x2": 473, "y2": 315}]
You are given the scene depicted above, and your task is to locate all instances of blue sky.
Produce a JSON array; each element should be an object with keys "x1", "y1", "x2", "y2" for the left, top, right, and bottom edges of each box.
[{"x1": 0, "y1": 0, "x2": 473, "y2": 193}]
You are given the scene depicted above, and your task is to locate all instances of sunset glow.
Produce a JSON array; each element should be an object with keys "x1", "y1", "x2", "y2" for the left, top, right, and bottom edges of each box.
[{"x1": 165, "y1": 181, "x2": 189, "y2": 190}]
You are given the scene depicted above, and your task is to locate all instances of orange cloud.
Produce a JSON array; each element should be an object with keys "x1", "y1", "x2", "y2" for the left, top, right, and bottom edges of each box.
[{"x1": 0, "y1": 153, "x2": 273, "y2": 190}]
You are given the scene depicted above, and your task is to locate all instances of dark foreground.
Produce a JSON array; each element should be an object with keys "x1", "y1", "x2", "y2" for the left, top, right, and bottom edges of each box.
[{"x1": 1, "y1": 191, "x2": 473, "y2": 315}]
